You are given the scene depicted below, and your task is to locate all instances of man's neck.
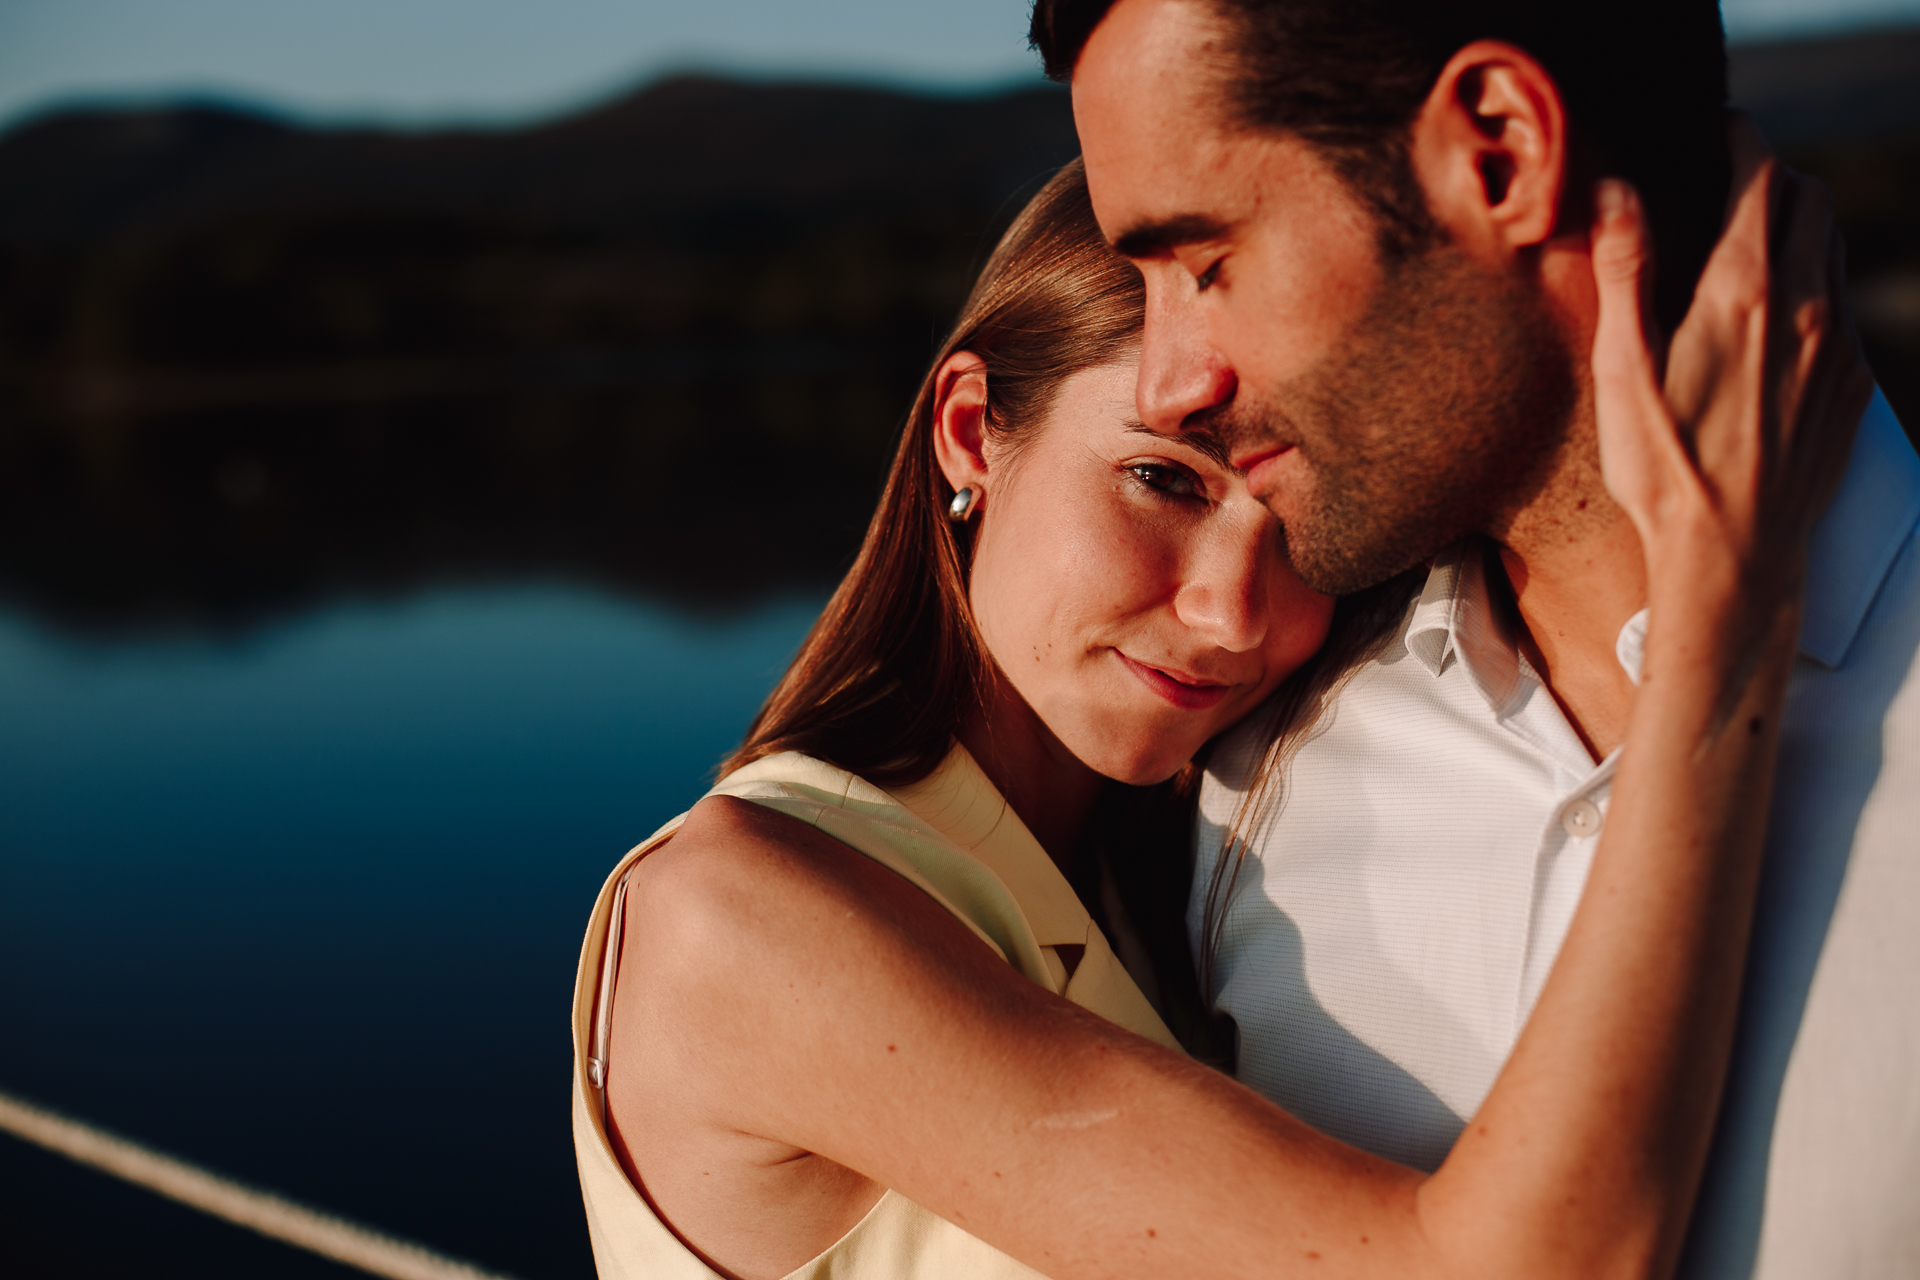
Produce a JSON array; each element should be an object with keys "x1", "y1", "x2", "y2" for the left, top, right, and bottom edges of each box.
[{"x1": 1489, "y1": 426, "x2": 1649, "y2": 761}]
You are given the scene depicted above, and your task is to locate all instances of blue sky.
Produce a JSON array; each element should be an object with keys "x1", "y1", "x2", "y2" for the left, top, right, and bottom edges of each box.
[{"x1": 1, "y1": 0, "x2": 1916, "y2": 133}]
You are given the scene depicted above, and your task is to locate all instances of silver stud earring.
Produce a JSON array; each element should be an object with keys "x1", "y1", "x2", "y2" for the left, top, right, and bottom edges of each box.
[{"x1": 948, "y1": 487, "x2": 978, "y2": 522}]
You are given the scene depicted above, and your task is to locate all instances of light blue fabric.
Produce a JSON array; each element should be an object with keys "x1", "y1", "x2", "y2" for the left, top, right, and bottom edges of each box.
[
  {"x1": 1799, "y1": 390, "x2": 1920, "y2": 668},
  {"x1": 1679, "y1": 388, "x2": 1920, "y2": 1278}
]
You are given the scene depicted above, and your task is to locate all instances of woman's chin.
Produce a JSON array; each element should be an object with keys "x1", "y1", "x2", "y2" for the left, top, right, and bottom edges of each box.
[
  {"x1": 1105, "y1": 762, "x2": 1188, "y2": 787},
  {"x1": 1072, "y1": 737, "x2": 1196, "y2": 788},
  {"x1": 1033, "y1": 695, "x2": 1213, "y2": 787}
]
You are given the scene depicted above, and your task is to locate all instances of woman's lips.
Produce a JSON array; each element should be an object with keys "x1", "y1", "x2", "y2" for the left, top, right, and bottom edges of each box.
[{"x1": 1115, "y1": 652, "x2": 1233, "y2": 711}]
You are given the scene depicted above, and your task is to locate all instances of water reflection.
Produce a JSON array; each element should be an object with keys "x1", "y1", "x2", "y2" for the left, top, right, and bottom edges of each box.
[{"x1": 0, "y1": 584, "x2": 823, "y2": 1279}]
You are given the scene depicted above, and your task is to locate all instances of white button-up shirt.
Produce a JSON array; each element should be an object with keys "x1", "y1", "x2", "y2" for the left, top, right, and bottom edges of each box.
[{"x1": 1198, "y1": 390, "x2": 1920, "y2": 1278}]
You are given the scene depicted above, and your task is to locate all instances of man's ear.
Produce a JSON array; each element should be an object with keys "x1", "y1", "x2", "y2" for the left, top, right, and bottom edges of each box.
[
  {"x1": 1409, "y1": 40, "x2": 1568, "y2": 254},
  {"x1": 932, "y1": 350, "x2": 992, "y2": 499}
]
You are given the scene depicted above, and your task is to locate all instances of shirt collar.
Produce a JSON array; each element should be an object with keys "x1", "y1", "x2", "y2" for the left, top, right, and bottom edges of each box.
[
  {"x1": 1405, "y1": 538, "x2": 1531, "y2": 715},
  {"x1": 1405, "y1": 387, "x2": 1916, "y2": 692}
]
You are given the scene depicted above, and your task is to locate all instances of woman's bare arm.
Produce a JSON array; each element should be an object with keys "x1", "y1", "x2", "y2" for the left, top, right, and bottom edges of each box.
[
  {"x1": 619, "y1": 795, "x2": 1412, "y2": 1276},
  {"x1": 1419, "y1": 125, "x2": 1871, "y2": 1279},
  {"x1": 609, "y1": 138, "x2": 1869, "y2": 1280}
]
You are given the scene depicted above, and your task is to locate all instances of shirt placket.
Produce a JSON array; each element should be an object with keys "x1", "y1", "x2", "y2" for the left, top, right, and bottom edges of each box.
[{"x1": 1496, "y1": 653, "x2": 1621, "y2": 1029}]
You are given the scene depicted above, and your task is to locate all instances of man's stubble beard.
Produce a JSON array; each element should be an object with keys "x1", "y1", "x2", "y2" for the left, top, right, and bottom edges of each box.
[{"x1": 1220, "y1": 243, "x2": 1581, "y2": 596}]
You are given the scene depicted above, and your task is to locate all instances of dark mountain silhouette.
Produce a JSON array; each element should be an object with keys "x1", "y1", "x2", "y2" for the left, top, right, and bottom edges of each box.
[
  {"x1": 0, "y1": 77, "x2": 1078, "y2": 628},
  {"x1": 0, "y1": 76, "x2": 1078, "y2": 247},
  {"x1": 0, "y1": 36, "x2": 1915, "y2": 632}
]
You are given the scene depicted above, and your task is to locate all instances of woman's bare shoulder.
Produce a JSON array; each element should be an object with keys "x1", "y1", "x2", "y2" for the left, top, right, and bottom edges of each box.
[
  {"x1": 629, "y1": 795, "x2": 881, "y2": 931},
  {"x1": 620, "y1": 793, "x2": 1000, "y2": 993},
  {"x1": 608, "y1": 790, "x2": 1052, "y2": 1150},
  {"x1": 607, "y1": 797, "x2": 908, "y2": 1274}
]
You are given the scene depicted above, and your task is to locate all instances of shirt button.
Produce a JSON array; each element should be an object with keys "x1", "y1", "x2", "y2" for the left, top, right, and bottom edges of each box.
[{"x1": 1562, "y1": 798, "x2": 1603, "y2": 839}]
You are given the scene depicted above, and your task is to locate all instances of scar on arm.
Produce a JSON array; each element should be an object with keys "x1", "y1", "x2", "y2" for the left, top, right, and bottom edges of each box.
[{"x1": 1031, "y1": 1109, "x2": 1121, "y2": 1131}]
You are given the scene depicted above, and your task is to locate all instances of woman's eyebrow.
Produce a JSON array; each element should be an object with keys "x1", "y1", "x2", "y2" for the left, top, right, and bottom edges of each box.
[
  {"x1": 1125, "y1": 422, "x2": 1238, "y2": 473},
  {"x1": 1112, "y1": 213, "x2": 1231, "y2": 260}
]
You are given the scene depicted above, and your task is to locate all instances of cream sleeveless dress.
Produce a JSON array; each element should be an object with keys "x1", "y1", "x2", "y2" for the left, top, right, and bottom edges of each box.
[{"x1": 571, "y1": 746, "x2": 1182, "y2": 1279}]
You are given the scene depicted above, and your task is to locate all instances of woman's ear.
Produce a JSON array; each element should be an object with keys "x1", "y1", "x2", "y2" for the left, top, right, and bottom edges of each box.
[{"x1": 931, "y1": 350, "x2": 992, "y2": 501}]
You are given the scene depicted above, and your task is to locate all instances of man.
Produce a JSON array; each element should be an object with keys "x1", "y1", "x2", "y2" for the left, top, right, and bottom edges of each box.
[{"x1": 1033, "y1": 1, "x2": 1918, "y2": 1275}]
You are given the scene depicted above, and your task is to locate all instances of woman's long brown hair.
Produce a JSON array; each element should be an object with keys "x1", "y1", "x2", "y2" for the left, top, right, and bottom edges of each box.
[
  {"x1": 722, "y1": 159, "x2": 1148, "y2": 788},
  {"x1": 723, "y1": 159, "x2": 1418, "y2": 1055}
]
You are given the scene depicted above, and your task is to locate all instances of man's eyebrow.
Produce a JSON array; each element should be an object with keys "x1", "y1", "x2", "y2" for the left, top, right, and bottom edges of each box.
[
  {"x1": 1126, "y1": 422, "x2": 1239, "y2": 474},
  {"x1": 1112, "y1": 213, "x2": 1231, "y2": 260}
]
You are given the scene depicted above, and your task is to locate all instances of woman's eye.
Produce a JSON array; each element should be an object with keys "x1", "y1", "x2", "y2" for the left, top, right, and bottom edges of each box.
[
  {"x1": 1128, "y1": 463, "x2": 1201, "y2": 498},
  {"x1": 1195, "y1": 259, "x2": 1223, "y2": 292}
]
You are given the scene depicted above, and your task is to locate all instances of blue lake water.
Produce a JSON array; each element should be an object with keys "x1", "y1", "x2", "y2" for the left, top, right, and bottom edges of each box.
[{"x1": 0, "y1": 584, "x2": 825, "y2": 1279}]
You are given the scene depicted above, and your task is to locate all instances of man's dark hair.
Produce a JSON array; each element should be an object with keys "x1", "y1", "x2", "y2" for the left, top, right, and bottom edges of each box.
[{"x1": 1032, "y1": 0, "x2": 1730, "y2": 329}]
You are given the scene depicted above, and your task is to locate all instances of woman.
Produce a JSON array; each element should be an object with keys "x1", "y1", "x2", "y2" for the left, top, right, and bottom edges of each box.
[{"x1": 571, "y1": 153, "x2": 1859, "y2": 1279}]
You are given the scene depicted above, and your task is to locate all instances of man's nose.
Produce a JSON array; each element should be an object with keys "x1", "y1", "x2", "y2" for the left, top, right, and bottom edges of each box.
[{"x1": 1139, "y1": 278, "x2": 1236, "y2": 434}]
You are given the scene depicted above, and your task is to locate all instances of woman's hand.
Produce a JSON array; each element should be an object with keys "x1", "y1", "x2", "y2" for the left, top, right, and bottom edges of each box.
[
  {"x1": 1435, "y1": 119, "x2": 1880, "y2": 1280},
  {"x1": 1590, "y1": 116, "x2": 1874, "y2": 715}
]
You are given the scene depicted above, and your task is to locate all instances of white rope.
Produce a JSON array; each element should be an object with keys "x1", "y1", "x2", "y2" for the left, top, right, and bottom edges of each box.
[{"x1": 0, "y1": 1088, "x2": 521, "y2": 1280}]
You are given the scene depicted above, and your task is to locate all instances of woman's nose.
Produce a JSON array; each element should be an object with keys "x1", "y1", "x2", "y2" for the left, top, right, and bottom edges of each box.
[
  {"x1": 1174, "y1": 518, "x2": 1270, "y2": 654},
  {"x1": 1138, "y1": 277, "x2": 1236, "y2": 434}
]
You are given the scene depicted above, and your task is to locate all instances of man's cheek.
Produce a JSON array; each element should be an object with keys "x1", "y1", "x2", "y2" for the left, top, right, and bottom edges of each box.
[{"x1": 1224, "y1": 292, "x2": 1328, "y2": 389}]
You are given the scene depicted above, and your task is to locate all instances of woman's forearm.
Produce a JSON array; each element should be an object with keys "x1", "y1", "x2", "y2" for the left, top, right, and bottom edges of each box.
[
  {"x1": 1418, "y1": 578, "x2": 1800, "y2": 1278},
  {"x1": 1410, "y1": 138, "x2": 1854, "y2": 1278}
]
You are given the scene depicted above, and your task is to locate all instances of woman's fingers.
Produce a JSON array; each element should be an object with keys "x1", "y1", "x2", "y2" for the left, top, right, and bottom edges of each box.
[
  {"x1": 1769, "y1": 168, "x2": 1832, "y2": 457},
  {"x1": 1769, "y1": 179, "x2": 1870, "y2": 539},
  {"x1": 1590, "y1": 179, "x2": 1685, "y2": 538},
  {"x1": 1647, "y1": 114, "x2": 1868, "y2": 608},
  {"x1": 1815, "y1": 228, "x2": 1876, "y2": 473},
  {"x1": 1588, "y1": 113, "x2": 1870, "y2": 736},
  {"x1": 1666, "y1": 141, "x2": 1775, "y2": 516}
]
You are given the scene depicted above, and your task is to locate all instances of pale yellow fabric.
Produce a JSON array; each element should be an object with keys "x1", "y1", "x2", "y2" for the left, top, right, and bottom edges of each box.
[{"x1": 571, "y1": 747, "x2": 1181, "y2": 1280}]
